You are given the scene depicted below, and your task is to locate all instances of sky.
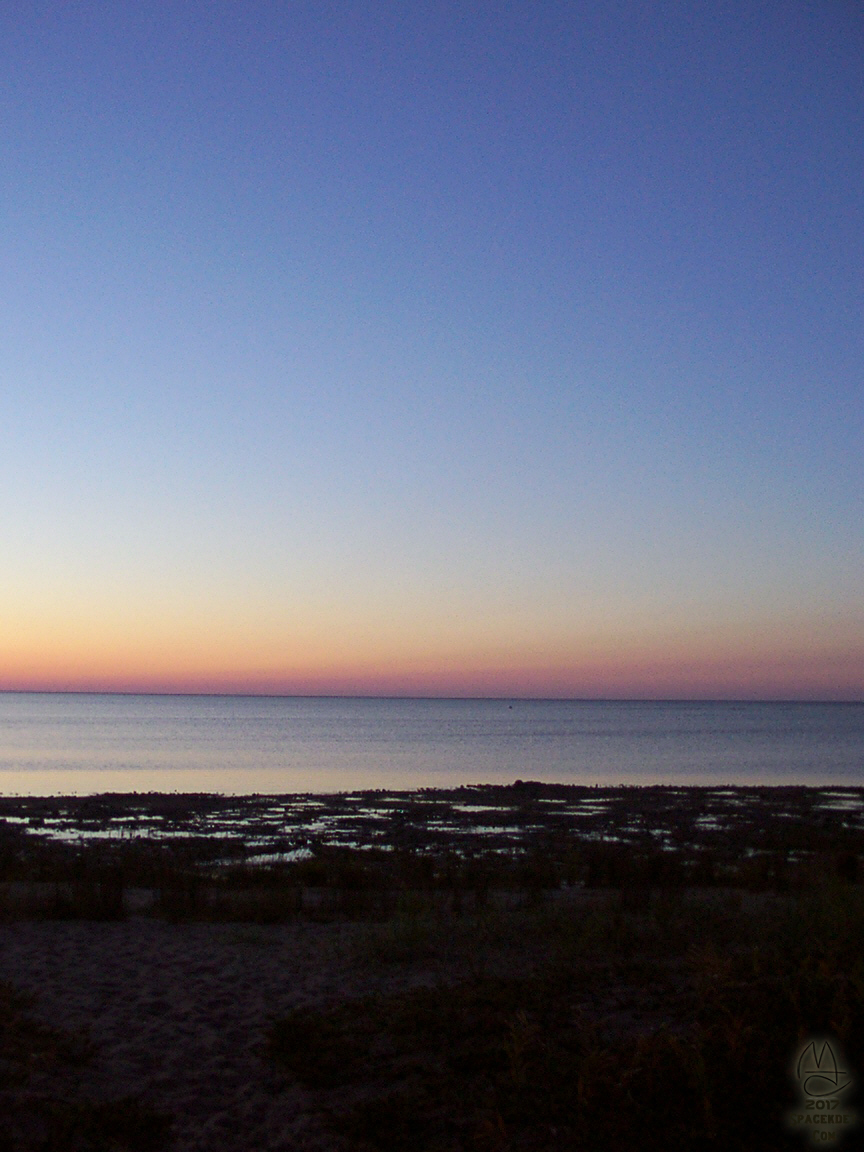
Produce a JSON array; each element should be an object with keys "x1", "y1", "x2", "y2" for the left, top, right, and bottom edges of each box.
[{"x1": 0, "y1": 0, "x2": 862, "y2": 699}]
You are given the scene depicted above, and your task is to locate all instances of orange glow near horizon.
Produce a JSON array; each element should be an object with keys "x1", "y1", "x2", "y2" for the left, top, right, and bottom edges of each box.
[{"x1": 2, "y1": 618, "x2": 861, "y2": 700}]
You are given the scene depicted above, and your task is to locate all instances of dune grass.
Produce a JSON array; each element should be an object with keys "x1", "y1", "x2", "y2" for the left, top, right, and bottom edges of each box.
[{"x1": 269, "y1": 885, "x2": 864, "y2": 1151}]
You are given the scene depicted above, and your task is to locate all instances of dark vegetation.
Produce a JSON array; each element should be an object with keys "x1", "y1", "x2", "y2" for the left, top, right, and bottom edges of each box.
[
  {"x1": 0, "y1": 784, "x2": 862, "y2": 920},
  {"x1": 269, "y1": 887, "x2": 864, "y2": 1150},
  {"x1": 1, "y1": 784, "x2": 863, "y2": 1149}
]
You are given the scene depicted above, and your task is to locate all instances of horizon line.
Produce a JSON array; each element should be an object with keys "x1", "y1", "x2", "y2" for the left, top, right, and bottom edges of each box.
[{"x1": 0, "y1": 689, "x2": 861, "y2": 705}]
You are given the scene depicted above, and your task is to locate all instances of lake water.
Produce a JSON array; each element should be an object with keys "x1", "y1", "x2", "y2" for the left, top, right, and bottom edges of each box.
[{"x1": 0, "y1": 694, "x2": 862, "y2": 795}]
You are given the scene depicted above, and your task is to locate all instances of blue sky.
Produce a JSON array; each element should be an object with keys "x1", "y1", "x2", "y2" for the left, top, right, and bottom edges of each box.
[{"x1": 1, "y1": 0, "x2": 862, "y2": 697}]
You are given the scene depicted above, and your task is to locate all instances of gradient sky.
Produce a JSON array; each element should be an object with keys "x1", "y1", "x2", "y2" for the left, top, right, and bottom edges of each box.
[{"x1": 1, "y1": 0, "x2": 862, "y2": 699}]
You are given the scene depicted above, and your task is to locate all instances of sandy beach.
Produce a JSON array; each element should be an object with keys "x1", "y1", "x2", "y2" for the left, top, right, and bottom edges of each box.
[{"x1": 0, "y1": 916, "x2": 443, "y2": 1151}]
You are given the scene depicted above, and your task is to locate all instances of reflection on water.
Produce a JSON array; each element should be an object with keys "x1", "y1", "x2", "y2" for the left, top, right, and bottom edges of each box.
[
  {"x1": 0, "y1": 694, "x2": 862, "y2": 795},
  {"x1": 3, "y1": 783, "x2": 863, "y2": 859}
]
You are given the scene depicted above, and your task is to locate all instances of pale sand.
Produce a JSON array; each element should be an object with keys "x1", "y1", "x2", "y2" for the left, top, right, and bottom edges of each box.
[{"x1": 0, "y1": 918, "x2": 435, "y2": 1151}]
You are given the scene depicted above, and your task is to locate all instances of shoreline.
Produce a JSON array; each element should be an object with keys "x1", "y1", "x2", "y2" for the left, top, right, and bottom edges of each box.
[
  {"x1": 1, "y1": 783, "x2": 862, "y2": 899},
  {"x1": 2, "y1": 784, "x2": 863, "y2": 1150},
  {"x1": 2, "y1": 780, "x2": 862, "y2": 841}
]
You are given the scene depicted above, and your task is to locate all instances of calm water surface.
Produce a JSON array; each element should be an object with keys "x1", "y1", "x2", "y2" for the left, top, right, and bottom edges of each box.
[{"x1": 0, "y1": 694, "x2": 862, "y2": 794}]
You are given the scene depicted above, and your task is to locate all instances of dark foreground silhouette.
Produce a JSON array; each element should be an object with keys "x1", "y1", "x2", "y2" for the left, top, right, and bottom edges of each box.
[{"x1": 0, "y1": 784, "x2": 862, "y2": 1150}]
